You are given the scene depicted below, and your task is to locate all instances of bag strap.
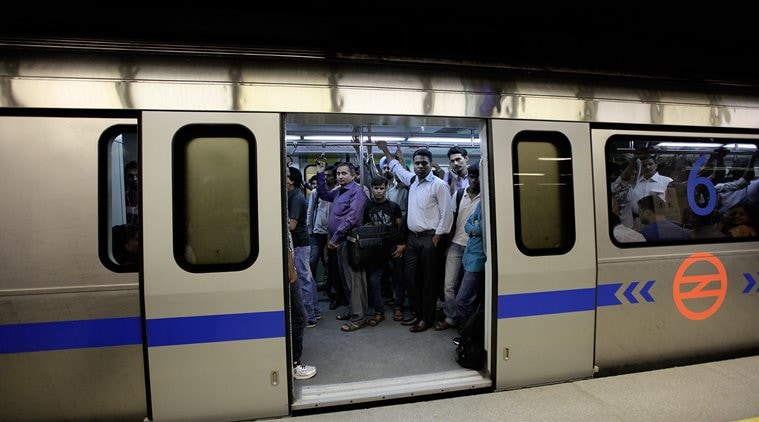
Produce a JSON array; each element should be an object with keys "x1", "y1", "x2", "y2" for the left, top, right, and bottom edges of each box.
[{"x1": 450, "y1": 188, "x2": 465, "y2": 234}]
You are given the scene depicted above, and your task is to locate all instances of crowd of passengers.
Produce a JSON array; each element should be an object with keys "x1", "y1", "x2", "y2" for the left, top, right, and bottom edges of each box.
[
  {"x1": 286, "y1": 139, "x2": 484, "y2": 334},
  {"x1": 609, "y1": 147, "x2": 759, "y2": 243}
]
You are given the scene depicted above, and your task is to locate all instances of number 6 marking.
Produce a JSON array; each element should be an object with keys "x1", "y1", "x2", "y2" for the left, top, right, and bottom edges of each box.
[{"x1": 687, "y1": 155, "x2": 717, "y2": 216}]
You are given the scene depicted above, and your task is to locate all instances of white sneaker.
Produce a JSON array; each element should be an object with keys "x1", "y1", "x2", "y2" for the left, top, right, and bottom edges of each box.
[{"x1": 292, "y1": 363, "x2": 317, "y2": 380}]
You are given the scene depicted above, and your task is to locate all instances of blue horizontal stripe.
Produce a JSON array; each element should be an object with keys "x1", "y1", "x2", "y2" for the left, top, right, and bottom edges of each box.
[
  {"x1": 146, "y1": 311, "x2": 285, "y2": 347},
  {"x1": 498, "y1": 288, "x2": 596, "y2": 318},
  {"x1": 0, "y1": 317, "x2": 141, "y2": 354}
]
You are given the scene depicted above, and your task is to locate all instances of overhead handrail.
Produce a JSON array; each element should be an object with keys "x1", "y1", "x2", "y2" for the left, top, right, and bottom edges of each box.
[{"x1": 284, "y1": 140, "x2": 479, "y2": 150}]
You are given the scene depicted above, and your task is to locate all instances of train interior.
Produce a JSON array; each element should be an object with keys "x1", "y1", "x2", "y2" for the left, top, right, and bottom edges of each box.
[{"x1": 282, "y1": 114, "x2": 489, "y2": 408}]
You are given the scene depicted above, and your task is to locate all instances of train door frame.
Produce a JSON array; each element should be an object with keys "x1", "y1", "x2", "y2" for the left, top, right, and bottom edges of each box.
[
  {"x1": 490, "y1": 120, "x2": 597, "y2": 389},
  {"x1": 140, "y1": 111, "x2": 290, "y2": 421}
]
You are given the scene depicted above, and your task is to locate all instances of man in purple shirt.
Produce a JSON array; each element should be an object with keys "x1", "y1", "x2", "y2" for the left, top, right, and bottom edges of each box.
[{"x1": 316, "y1": 160, "x2": 369, "y2": 332}]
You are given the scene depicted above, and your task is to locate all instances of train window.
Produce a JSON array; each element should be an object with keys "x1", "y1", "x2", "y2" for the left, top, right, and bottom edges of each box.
[
  {"x1": 173, "y1": 124, "x2": 258, "y2": 272},
  {"x1": 606, "y1": 135, "x2": 759, "y2": 246},
  {"x1": 512, "y1": 131, "x2": 575, "y2": 255},
  {"x1": 99, "y1": 125, "x2": 139, "y2": 272}
]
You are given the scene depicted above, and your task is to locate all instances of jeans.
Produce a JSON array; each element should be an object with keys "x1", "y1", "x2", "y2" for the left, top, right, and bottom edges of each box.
[
  {"x1": 443, "y1": 270, "x2": 484, "y2": 326},
  {"x1": 289, "y1": 277, "x2": 306, "y2": 364},
  {"x1": 294, "y1": 245, "x2": 321, "y2": 321},
  {"x1": 443, "y1": 242, "x2": 465, "y2": 304}
]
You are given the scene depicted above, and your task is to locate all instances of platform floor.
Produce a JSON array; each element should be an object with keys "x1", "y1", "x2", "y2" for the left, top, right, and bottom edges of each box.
[{"x1": 279, "y1": 355, "x2": 759, "y2": 422}]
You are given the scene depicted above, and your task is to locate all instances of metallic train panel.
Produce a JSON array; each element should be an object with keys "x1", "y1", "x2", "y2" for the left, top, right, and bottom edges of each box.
[
  {"x1": 1, "y1": 49, "x2": 759, "y2": 128},
  {"x1": 591, "y1": 128, "x2": 759, "y2": 373}
]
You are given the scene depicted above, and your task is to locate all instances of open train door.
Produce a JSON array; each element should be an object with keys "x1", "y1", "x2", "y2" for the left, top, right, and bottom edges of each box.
[
  {"x1": 490, "y1": 120, "x2": 596, "y2": 389},
  {"x1": 141, "y1": 112, "x2": 289, "y2": 421}
]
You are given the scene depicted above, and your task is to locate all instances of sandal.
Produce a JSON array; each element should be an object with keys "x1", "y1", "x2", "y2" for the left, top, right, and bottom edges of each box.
[
  {"x1": 367, "y1": 313, "x2": 385, "y2": 327},
  {"x1": 335, "y1": 311, "x2": 351, "y2": 321},
  {"x1": 393, "y1": 308, "x2": 404, "y2": 321},
  {"x1": 340, "y1": 321, "x2": 365, "y2": 332}
]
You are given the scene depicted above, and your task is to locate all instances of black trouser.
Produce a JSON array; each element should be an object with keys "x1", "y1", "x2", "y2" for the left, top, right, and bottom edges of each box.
[
  {"x1": 404, "y1": 232, "x2": 444, "y2": 324},
  {"x1": 327, "y1": 247, "x2": 347, "y2": 305},
  {"x1": 388, "y1": 253, "x2": 407, "y2": 308}
]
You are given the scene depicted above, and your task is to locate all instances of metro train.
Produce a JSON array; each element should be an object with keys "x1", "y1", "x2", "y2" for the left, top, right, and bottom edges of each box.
[{"x1": 1, "y1": 37, "x2": 758, "y2": 422}]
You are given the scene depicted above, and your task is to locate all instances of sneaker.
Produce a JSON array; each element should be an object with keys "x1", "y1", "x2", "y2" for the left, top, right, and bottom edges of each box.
[
  {"x1": 307, "y1": 320, "x2": 317, "y2": 328},
  {"x1": 453, "y1": 337, "x2": 461, "y2": 346},
  {"x1": 292, "y1": 362, "x2": 317, "y2": 380},
  {"x1": 315, "y1": 314, "x2": 323, "y2": 321}
]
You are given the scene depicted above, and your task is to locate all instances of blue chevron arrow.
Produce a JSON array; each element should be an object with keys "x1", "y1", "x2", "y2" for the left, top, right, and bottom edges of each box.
[
  {"x1": 599, "y1": 281, "x2": 658, "y2": 306},
  {"x1": 743, "y1": 273, "x2": 757, "y2": 294},
  {"x1": 598, "y1": 283, "x2": 623, "y2": 306},
  {"x1": 623, "y1": 281, "x2": 640, "y2": 304},
  {"x1": 640, "y1": 280, "x2": 655, "y2": 302}
]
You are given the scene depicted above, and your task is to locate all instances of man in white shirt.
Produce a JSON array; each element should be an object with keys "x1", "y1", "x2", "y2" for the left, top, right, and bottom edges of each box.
[
  {"x1": 377, "y1": 140, "x2": 452, "y2": 333},
  {"x1": 612, "y1": 154, "x2": 673, "y2": 229}
]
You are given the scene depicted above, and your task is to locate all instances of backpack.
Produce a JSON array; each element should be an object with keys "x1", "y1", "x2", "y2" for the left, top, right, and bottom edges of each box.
[{"x1": 455, "y1": 303, "x2": 485, "y2": 370}]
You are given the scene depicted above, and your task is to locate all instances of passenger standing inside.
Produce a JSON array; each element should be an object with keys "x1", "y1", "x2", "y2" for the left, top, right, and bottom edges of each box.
[
  {"x1": 113, "y1": 223, "x2": 139, "y2": 265},
  {"x1": 637, "y1": 195, "x2": 689, "y2": 241},
  {"x1": 443, "y1": 146, "x2": 470, "y2": 195},
  {"x1": 719, "y1": 204, "x2": 758, "y2": 237},
  {"x1": 285, "y1": 179, "x2": 316, "y2": 380},
  {"x1": 287, "y1": 167, "x2": 322, "y2": 327},
  {"x1": 363, "y1": 175, "x2": 404, "y2": 327},
  {"x1": 611, "y1": 210, "x2": 646, "y2": 243},
  {"x1": 308, "y1": 164, "x2": 346, "y2": 310},
  {"x1": 377, "y1": 141, "x2": 452, "y2": 333},
  {"x1": 124, "y1": 160, "x2": 140, "y2": 225},
  {"x1": 436, "y1": 163, "x2": 481, "y2": 330},
  {"x1": 381, "y1": 152, "x2": 410, "y2": 321},
  {"x1": 443, "y1": 201, "x2": 486, "y2": 328},
  {"x1": 381, "y1": 154, "x2": 409, "y2": 218},
  {"x1": 315, "y1": 160, "x2": 369, "y2": 332},
  {"x1": 613, "y1": 153, "x2": 673, "y2": 229},
  {"x1": 715, "y1": 150, "x2": 759, "y2": 218}
]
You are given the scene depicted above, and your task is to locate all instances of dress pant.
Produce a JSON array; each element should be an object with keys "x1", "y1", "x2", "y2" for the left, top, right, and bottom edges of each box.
[
  {"x1": 404, "y1": 232, "x2": 444, "y2": 325},
  {"x1": 389, "y1": 254, "x2": 407, "y2": 309},
  {"x1": 326, "y1": 247, "x2": 346, "y2": 305},
  {"x1": 308, "y1": 233, "x2": 328, "y2": 284},
  {"x1": 337, "y1": 241, "x2": 368, "y2": 323}
]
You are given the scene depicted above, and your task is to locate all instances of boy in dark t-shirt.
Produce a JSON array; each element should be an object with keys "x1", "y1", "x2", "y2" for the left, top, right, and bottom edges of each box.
[{"x1": 363, "y1": 176, "x2": 404, "y2": 326}]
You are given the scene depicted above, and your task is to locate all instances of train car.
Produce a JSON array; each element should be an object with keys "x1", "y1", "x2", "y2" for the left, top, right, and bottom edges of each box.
[{"x1": 1, "y1": 38, "x2": 758, "y2": 422}]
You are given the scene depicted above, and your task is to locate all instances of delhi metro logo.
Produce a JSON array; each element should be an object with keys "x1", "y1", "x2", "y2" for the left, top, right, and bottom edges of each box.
[{"x1": 673, "y1": 252, "x2": 728, "y2": 321}]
